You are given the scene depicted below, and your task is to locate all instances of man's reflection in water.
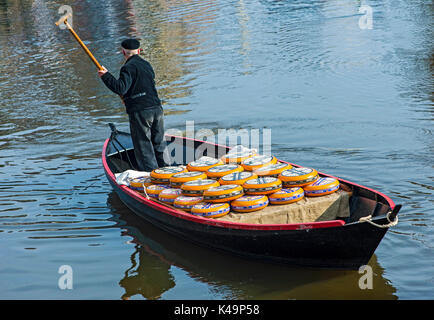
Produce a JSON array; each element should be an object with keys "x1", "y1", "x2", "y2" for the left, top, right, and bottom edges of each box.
[{"x1": 119, "y1": 243, "x2": 175, "y2": 300}]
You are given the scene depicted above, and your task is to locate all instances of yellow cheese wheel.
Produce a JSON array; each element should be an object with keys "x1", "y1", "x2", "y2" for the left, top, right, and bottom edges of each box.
[
  {"x1": 219, "y1": 171, "x2": 258, "y2": 186},
  {"x1": 203, "y1": 184, "x2": 244, "y2": 203},
  {"x1": 187, "y1": 157, "x2": 224, "y2": 172},
  {"x1": 230, "y1": 195, "x2": 269, "y2": 213},
  {"x1": 173, "y1": 196, "x2": 203, "y2": 211},
  {"x1": 145, "y1": 184, "x2": 172, "y2": 198},
  {"x1": 206, "y1": 164, "x2": 244, "y2": 179},
  {"x1": 221, "y1": 150, "x2": 256, "y2": 164},
  {"x1": 268, "y1": 187, "x2": 304, "y2": 205},
  {"x1": 128, "y1": 176, "x2": 152, "y2": 191},
  {"x1": 242, "y1": 177, "x2": 282, "y2": 195},
  {"x1": 190, "y1": 202, "x2": 230, "y2": 218},
  {"x1": 303, "y1": 177, "x2": 340, "y2": 197},
  {"x1": 278, "y1": 167, "x2": 319, "y2": 187},
  {"x1": 150, "y1": 166, "x2": 188, "y2": 184},
  {"x1": 181, "y1": 179, "x2": 220, "y2": 196},
  {"x1": 254, "y1": 162, "x2": 292, "y2": 177},
  {"x1": 241, "y1": 155, "x2": 277, "y2": 171},
  {"x1": 158, "y1": 188, "x2": 183, "y2": 203},
  {"x1": 170, "y1": 171, "x2": 207, "y2": 188}
]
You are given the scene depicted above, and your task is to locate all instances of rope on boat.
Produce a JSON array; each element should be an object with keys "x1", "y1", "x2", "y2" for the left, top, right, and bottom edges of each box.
[
  {"x1": 142, "y1": 183, "x2": 151, "y2": 200},
  {"x1": 359, "y1": 210, "x2": 398, "y2": 228}
]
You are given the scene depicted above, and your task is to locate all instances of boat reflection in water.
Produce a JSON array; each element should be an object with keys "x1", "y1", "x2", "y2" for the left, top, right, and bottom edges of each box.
[
  {"x1": 118, "y1": 242, "x2": 176, "y2": 300},
  {"x1": 107, "y1": 191, "x2": 397, "y2": 300}
]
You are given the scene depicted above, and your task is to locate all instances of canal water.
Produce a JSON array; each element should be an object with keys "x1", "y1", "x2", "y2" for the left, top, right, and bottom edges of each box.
[{"x1": 0, "y1": 0, "x2": 432, "y2": 299}]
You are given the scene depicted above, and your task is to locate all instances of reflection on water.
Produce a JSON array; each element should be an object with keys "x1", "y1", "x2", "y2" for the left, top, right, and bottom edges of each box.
[
  {"x1": 0, "y1": 0, "x2": 433, "y2": 299},
  {"x1": 108, "y1": 192, "x2": 397, "y2": 300},
  {"x1": 119, "y1": 243, "x2": 175, "y2": 300}
]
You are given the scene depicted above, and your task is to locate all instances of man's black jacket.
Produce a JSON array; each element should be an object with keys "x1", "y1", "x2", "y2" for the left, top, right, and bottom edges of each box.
[{"x1": 101, "y1": 55, "x2": 161, "y2": 114}]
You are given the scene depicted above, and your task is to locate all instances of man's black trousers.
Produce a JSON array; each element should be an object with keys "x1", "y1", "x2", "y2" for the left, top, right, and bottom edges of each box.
[{"x1": 128, "y1": 106, "x2": 167, "y2": 172}]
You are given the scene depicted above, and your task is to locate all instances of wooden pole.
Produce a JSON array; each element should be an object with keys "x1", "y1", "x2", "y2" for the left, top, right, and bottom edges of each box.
[{"x1": 56, "y1": 18, "x2": 103, "y2": 70}]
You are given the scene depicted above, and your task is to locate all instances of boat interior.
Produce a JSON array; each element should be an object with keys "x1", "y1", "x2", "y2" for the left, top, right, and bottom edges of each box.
[{"x1": 105, "y1": 130, "x2": 398, "y2": 225}]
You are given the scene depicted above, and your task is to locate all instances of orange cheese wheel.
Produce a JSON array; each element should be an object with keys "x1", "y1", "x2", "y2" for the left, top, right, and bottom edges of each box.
[
  {"x1": 203, "y1": 184, "x2": 244, "y2": 203},
  {"x1": 158, "y1": 188, "x2": 183, "y2": 203},
  {"x1": 190, "y1": 202, "x2": 230, "y2": 218},
  {"x1": 242, "y1": 177, "x2": 282, "y2": 195},
  {"x1": 150, "y1": 166, "x2": 188, "y2": 184},
  {"x1": 170, "y1": 171, "x2": 207, "y2": 188},
  {"x1": 173, "y1": 196, "x2": 203, "y2": 211},
  {"x1": 254, "y1": 162, "x2": 292, "y2": 177},
  {"x1": 181, "y1": 179, "x2": 220, "y2": 196},
  {"x1": 145, "y1": 184, "x2": 172, "y2": 198},
  {"x1": 278, "y1": 167, "x2": 319, "y2": 187},
  {"x1": 128, "y1": 176, "x2": 152, "y2": 191},
  {"x1": 221, "y1": 150, "x2": 256, "y2": 164},
  {"x1": 206, "y1": 164, "x2": 244, "y2": 179},
  {"x1": 268, "y1": 187, "x2": 304, "y2": 205},
  {"x1": 303, "y1": 177, "x2": 340, "y2": 197},
  {"x1": 241, "y1": 155, "x2": 277, "y2": 171},
  {"x1": 230, "y1": 195, "x2": 269, "y2": 213},
  {"x1": 187, "y1": 157, "x2": 223, "y2": 172},
  {"x1": 219, "y1": 171, "x2": 258, "y2": 186}
]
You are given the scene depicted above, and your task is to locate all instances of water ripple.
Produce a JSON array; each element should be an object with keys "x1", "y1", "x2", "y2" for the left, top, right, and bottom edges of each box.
[{"x1": 0, "y1": 0, "x2": 432, "y2": 299}]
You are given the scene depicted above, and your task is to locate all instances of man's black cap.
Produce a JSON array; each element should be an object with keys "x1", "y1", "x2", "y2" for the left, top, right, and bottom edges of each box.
[{"x1": 121, "y1": 38, "x2": 140, "y2": 50}]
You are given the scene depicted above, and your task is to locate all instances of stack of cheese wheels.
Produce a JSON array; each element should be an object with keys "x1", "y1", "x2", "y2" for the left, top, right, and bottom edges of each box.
[
  {"x1": 181, "y1": 179, "x2": 220, "y2": 196},
  {"x1": 219, "y1": 171, "x2": 258, "y2": 186},
  {"x1": 303, "y1": 177, "x2": 340, "y2": 197},
  {"x1": 231, "y1": 195, "x2": 269, "y2": 213},
  {"x1": 128, "y1": 176, "x2": 152, "y2": 191},
  {"x1": 254, "y1": 162, "x2": 292, "y2": 178},
  {"x1": 221, "y1": 149, "x2": 256, "y2": 164},
  {"x1": 145, "y1": 184, "x2": 171, "y2": 199},
  {"x1": 158, "y1": 188, "x2": 183, "y2": 204},
  {"x1": 150, "y1": 166, "x2": 187, "y2": 184},
  {"x1": 278, "y1": 167, "x2": 319, "y2": 187},
  {"x1": 173, "y1": 196, "x2": 203, "y2": 211},
  {"x1": 206, "y1": 164, "x2": 244, "y2": 179},
  {"x1": 187, "y1": 157, "x2": 223, "y2": 172},
  {"x1": 190, "y1": 203, "x2": 230, "y2": 218},
  {"x1": 203, "y1": 184, "x2": 244, "y2": 203},
  {"x1": 242, "y1": 177, "x2": 282, "y2": 195},
  {"x1": 241, "y1": 155, "x2": 277, "y2": 171},
  {"x1": 268, "y1": 187, "x2": 304, "y2": 205},
  {"x1": 170, "y1": 171, "x2": 207, "y2": 188}
]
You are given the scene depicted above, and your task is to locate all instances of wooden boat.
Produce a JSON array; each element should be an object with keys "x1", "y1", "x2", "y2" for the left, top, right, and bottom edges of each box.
[{"x1": 102, "y1": 124, "x2": 401, "y2": 269}]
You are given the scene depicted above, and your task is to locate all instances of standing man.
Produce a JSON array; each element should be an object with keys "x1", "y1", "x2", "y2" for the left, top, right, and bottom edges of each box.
[{"x1": 98, "y1": 38, "x2": 167, "y2": 172}]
